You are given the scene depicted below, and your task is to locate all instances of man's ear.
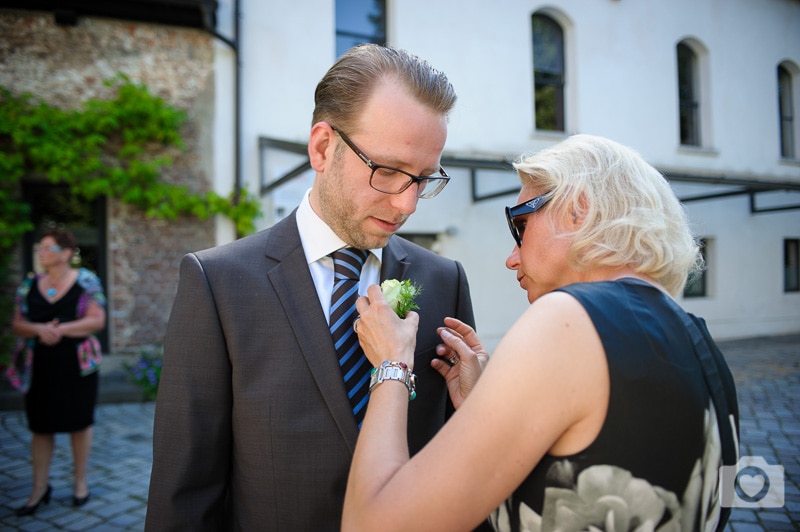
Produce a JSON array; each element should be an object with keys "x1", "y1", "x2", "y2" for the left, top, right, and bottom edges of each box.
[{"x1": 308, "y1": 122, "x2": 334, "y2": 172}]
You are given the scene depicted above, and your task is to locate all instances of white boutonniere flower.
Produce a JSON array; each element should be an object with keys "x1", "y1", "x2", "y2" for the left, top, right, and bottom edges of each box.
[{"x1": 381, "y1": 279, "x2": 422, "y2": 318}]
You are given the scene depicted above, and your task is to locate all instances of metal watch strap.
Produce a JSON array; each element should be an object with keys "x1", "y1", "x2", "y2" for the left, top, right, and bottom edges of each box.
[{"x1": 369, "y1": 361, "x2": 417, "y2": 401}]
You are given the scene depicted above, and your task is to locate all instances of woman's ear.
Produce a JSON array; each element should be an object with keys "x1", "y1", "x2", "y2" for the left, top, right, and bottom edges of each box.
[
  {"x1": 572, "y1": 193, "x2": 589, "y2": 227},
  {"x1": 308, "y1": 122, "x2": 334, "y2": 172}
]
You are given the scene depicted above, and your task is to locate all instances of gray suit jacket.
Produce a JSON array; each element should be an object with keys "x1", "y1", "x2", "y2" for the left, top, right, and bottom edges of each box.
[{"x1": 145, "y1": 210, "x2": 475, "y2": 531}]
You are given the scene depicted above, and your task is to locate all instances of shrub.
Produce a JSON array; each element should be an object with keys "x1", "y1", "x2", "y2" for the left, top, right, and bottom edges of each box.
[{"x1": 126, "y1": 347, "x2": 163, "y2": 401}]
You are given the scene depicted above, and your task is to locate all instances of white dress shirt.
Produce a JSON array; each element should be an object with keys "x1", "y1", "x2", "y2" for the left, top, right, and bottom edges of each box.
[{"x1": 295, "y1": 189, "x2": 382, "y2": 324}]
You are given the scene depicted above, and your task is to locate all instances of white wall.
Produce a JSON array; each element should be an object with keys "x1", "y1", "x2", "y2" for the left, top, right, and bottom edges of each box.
[
  {"x1": 678, "y1": 190, "x2": 800, "y2": 338},
  {"x1": 213, "y1": 0, "x2": 800, "y2": 346}
]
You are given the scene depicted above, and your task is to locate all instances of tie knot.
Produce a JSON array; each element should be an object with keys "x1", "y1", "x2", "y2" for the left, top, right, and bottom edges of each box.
[{"x1": 331, "y1": 248, "x2": 368, "y2": 280}]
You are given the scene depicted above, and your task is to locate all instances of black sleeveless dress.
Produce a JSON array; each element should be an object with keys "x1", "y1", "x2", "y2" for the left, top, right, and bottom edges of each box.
[
  {"x1": 489, "y1": 278, "x2": 739, "y2": 532},
  {"x1": 24, "y1": 279, "x2": 99, "y2": 433}
]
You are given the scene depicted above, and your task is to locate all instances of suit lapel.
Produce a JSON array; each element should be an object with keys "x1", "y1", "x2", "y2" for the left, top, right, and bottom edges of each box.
[
  {"x1": 381, "y1": 237, "x2": 410, "y2": 282},
  {"x1": 265, "y1": 213, "x2": 362, "y2": 450}
]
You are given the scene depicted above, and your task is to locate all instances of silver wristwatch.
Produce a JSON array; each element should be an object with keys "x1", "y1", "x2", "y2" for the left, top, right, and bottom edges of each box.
[{"x1": 369, "y1": 361, "x2": 417, "y2": 400}]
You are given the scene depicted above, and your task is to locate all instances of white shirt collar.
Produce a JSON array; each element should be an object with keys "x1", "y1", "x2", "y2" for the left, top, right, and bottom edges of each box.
[{"x1": 296, "y1": 189, "x2": 382, "y2": 264}]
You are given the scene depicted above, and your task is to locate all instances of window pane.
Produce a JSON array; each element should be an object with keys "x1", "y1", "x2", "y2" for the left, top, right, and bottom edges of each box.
[
  {"x1": 533, "y1": 15, "x2": 564, "y2": 75},
  {"x1": 535, "y1": 85, "x2": 560, "y2": 131},
  {"x1": 684, "y1": 238, "x2": 707, "y2": 298},
  {"x1": 785, "y1": 239, "x2": 799, "y2": 292},
  {"x1": 677, "y1": 42, "x2": 700, "y2": 146},
  {"x1": 778, "y1": 65, "x2": 795, "y2": 159},
  {"x1": 336, "y1": 34, "x2": 381, "y2": 56},
  {"x1": 532, "y1": 14, "x2": 565, "y2": 132},
  {"x1": 399, "y1": 233, "x2": 438, "y2": 252},
  {"x1": 336, "y1": 0, "x2": 386, "y2": 57}
]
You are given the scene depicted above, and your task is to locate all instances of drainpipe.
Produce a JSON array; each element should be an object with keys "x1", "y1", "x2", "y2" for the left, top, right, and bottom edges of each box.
[{"x1": 203, "y1": 0, "x2": 242, "y2": 228}]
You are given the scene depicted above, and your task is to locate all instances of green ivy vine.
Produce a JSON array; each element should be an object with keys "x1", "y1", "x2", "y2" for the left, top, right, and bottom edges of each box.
[{"x1": 0, "y1": 74, "x2": 262, "y2": 365}]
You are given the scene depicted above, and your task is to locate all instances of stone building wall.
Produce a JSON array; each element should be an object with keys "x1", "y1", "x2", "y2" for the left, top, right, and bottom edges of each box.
[{"x1": 0, "y1": 9, "x2": 219, "y2": 353}]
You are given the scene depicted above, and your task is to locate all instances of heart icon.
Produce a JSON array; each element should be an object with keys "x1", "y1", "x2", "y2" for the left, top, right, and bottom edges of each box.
[
  {"x1": 738, "y1": 473, "x2": 766, "y2": 498},
  {"x1": 735, "y1": 465, "x2": 771, "y2": 503}
]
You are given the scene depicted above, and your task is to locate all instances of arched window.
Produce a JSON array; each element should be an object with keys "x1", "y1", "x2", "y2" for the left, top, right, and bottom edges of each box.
[
  {"x1": 336, "y1": 0, "x2": 386, "y2": 57},
  {"x1": 677, "y1": 41, "x2": 700, "y2": 146},
  {"x1": 532, "y1": 13, "x2": 565, "y2": 132},
  {"x1": 778, "y1": 64, "x2": 796, "y2": 159}
]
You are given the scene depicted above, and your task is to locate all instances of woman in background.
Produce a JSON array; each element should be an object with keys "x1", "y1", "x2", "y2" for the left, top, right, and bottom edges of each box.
[{"x1": 12, "y1": 227, "x2": 106, "y2": 516}]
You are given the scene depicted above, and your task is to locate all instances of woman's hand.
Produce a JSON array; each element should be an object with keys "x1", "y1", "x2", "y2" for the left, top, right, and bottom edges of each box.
[
  {"x1": 354, "y1": 284, "x2": 418, "y2": 370},
  {"x1": 432, "y1": 317, "x2": 488, "y2": 409},
  {"x1": 37, "y1": 319, "x2": 62, "y2": 346}
]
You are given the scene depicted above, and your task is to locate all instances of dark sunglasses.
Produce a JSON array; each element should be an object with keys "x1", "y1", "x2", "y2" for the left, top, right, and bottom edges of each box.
[{"x1": 505, "y1": 192, "x2": 553, "y2": 247}]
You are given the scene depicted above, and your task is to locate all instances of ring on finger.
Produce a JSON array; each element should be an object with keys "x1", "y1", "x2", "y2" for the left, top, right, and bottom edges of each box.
[
  {"x1": 448, "y1": 354, "x2": 460, "y2": 365},
  {"x1": 353, "y1": 317, "x2": 361, "y2": 334}
]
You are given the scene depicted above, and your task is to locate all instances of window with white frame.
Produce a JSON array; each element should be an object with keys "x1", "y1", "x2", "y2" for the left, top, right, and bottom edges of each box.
[
  {"x1": 532, "y1": 13, "x2": 565, "y2": 132},
  {"x1": 335, "y1": 0, "x2": 386, "y2": 58}
]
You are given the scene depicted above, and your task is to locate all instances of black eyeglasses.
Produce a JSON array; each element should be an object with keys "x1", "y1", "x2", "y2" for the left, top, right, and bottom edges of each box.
[
  {"x1": 505, "y1": 192, "x2": 553, "y2": 247},
  {"x1": 331, "y1": 127, "x2": 450, "y2": 199}
]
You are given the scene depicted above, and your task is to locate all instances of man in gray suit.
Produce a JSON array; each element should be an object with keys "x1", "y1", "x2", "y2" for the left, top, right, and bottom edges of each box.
[{"x1": 145, "y1": 44, "x2": 477, "y2": 530}]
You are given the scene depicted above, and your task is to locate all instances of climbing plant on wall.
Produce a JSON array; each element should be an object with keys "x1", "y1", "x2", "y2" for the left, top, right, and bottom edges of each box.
[{"x1": 0, "y1": 74, "x2": 262, "y2": 364}]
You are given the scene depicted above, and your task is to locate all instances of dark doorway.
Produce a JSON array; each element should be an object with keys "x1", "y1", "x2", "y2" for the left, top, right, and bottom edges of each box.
[{"x1": 21, "y1": 183, "x2": 109, "y2": 350}]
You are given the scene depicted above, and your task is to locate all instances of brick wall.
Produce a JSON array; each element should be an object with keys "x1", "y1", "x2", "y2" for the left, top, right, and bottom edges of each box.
[{"x1": 1, "y1": 9, "x2": 219, "y2": 353}]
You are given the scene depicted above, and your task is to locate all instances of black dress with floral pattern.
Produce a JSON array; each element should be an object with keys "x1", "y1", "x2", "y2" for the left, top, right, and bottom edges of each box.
[
  {"x1": 21, "y1": 269, "x2": 106, "y2": 433},
  {"x1": 490, "y1": 278, "x2": 738, "y2": 532}
]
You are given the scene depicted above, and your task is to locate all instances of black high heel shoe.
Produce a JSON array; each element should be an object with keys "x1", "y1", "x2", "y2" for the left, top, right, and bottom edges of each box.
[
  {"x1": 72, "y1": 492, "x2": 90, "y2": 507},
  {"x1": 15, "y1": 484, "x2": 52, "y2": 517}
]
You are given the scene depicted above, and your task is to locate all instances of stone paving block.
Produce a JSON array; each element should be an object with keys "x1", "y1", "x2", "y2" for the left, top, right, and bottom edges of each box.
[
  {"x1": 106, "y1": 510, "x2": 143, "y2": 528},
  {"x1": 92, "y1": 498, "x2": 142, "y2": 519},
  {"x1": 49, "y1": 506, "x2": 90, "y2": 528},
  {"x1": 758, "y1": 510, "x2": 793, "y2": 524},
  {"x1": 15, "y1": 519, "x2": 54, "y2": 531},
  {"x1": 84, "y1": 523, "x2": 129, "y2": 531},
  {"x1": 59, "y1": 513, "x2": 105, "y2": 530},
  {"x1": 105, "y1": 487, "x2": 138, "y2": 502},
  {"x1": 728, "y1": 523, "x2": 770, "y2": 532},
  {"x1": 755, "y1": 521, "x2": 796, "y2": 531},
  {"x1": 729, "y1": 508, "x2": 759, "y2": 522}
]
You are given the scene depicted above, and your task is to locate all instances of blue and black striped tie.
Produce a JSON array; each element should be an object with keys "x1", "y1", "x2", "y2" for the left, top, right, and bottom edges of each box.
[{"x1": 330, "y1": 248, "x2": 370, "y2": 427}]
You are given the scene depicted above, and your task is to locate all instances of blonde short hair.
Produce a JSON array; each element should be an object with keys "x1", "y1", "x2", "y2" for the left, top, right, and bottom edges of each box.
[{"x1": 513, "y1": 134, "x2": 703, "y2": 296}]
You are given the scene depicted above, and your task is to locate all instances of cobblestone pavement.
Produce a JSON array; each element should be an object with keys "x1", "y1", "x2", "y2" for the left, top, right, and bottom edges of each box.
[
  {"x1": 0, "y1": 334, "x2": 798, "y2": 531},
  {"x1": 1, "y1": 402, "x2": 154, "y2": 531},
  {"x1": 721, "y1": 334, "x2": 800, "y2": 531}
]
